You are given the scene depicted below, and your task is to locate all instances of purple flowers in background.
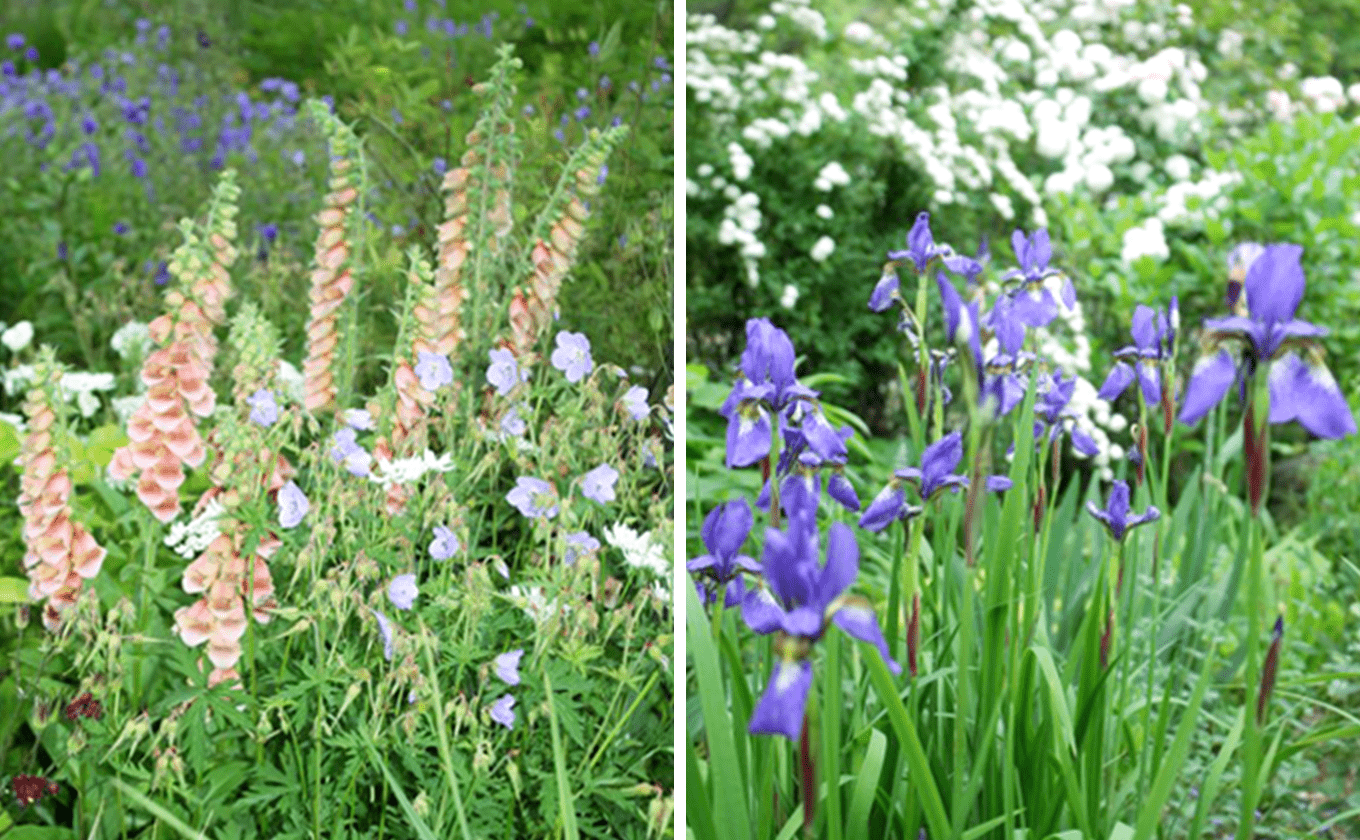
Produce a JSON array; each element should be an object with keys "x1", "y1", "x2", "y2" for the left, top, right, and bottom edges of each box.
[
  {"x1": 487, "y1": 347, "x2": 528, "y2": 395},
  {"x1": 490, "y1": 694, "x2": 515, "y2": 729},
  {"x1": 687, "y1": 498, "x2": 760, "y2": 608},
  {"x1": 550, "y1": 331, "x2": 593, "y2": 383},
  {"x1": 1085, "y1": 480, "x2": 1159, "y2": 542},
  {"x1": 621, "y1": 385, "x2": 649, "y2": 420},
  {"x1": 330, "y1": 428, "x2": 372, "y2": 477},
  {"x1": 580, "y1": 464, "x2": 619, "y2": 504},
  {"x1": 564, "y1": 531, "x2": 600, "y2": 565},
  {"x1": 429, "y1": 525, "x2": 460, "y2": 560},
  {"x1": 415, "y1": 351, "x2": 454, "y2": 391},
  {"x1": 507, "y1": 476, "x2": 558, "y2": 520},
  {"x1": 494, "y1": 649, "x2": 523, "y2": 686},
  {"x1": 278, "y1": 481, "x2": 308, "y2": 528},
  {"x1": 387, "y1": 574, "x2": 419, "y2": 610},
  {"x1": 371, "y1": 609, "x2": 394, "y2": 661},
  {"x1": 246, "y1": 388, "x2": 278, "y2": 427}
]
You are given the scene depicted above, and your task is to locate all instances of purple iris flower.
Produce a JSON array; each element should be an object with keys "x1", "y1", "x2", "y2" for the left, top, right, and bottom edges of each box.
[
  {"x1": 742, "y1": 517, "x2": 900, "y2": 740},
  {"x1": 999, "y1": 228, "x2": 1074, "y2": 329},
  {"x1": 687, "y1": 498, "x2": 761, "y2": 608},
  {"x1": 859, "y1": 431, "x2": 1011, "y2": 532},
  {"x1": 1035, "y1": 372, "x2": 1099, "y2": 456},
  {"x1": 1099, "y1": 303, "x2": 1172, "y2": 406},
  {"x1": 887, "y1": 211, "x2": 949, "y2": 275},
  {"x1": 718, "y1": 319, "x2": 840, "y2": 468},
  {"x1": 1178, "y1": 244, "x2": 1355, "y2": 439},
  {"x1": 1085, "y1": 480, "x2": 1159, "y2": 542}
]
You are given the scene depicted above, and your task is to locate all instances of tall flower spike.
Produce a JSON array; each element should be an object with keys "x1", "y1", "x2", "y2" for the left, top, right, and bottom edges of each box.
[
  {"x1": 18, "y1": 351, "x2": 107, "y2": 630},
  {"x1": 301, "y1": 101, "x2": 362, "y2": 413},
  {"x1": 109, "y1": 172, "x2": 238, "y2": 522}
]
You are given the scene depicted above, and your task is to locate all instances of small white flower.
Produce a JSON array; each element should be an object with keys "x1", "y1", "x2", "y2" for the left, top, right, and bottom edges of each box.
[
  {"x1": 780, "y1": 284, "x2": 800, "y2": 309},
  {"x1": 815, "y1": 204, "x2": 833, "y2": 220},
  {"x1": 809, "y1": 236, "x2": 835, "y2": 262},
  {"x1": 2, "y1": 321, "x2": 33, "y2": 353},
  {"x1": 604, "y1": 523, "x2": 668, "y2": 578}
]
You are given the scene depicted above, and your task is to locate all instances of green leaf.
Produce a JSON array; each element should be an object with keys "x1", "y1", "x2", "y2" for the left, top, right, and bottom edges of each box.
[
  {"x1": 0, "y1": 576, "x2": 30, "y2": 604},
  {"x1": 84, "y1": 423, "x2": 129, "y2": 468},
  {"x1": 0, "y1": 417, "x2": 20, "y2": 466}
]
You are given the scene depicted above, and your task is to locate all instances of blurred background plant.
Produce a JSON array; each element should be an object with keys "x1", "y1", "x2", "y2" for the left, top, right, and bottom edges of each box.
[{"x1": 0, "y1": 3, "x2": 674, "y2": 835}]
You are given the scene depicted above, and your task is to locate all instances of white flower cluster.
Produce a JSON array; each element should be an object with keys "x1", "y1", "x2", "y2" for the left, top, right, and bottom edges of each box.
[
  {"x1": 368, "y1": 449, "x2": 456, "y2": 488},
  {"x1": 715, "y1": 190, "x2": 766, "y2": 287},
  {"x1": 164, "y1": 495, "x2": 226, "y2": 559},
  {"x1": 1120, "y1": 217, "x2": 1170, "y2": 264},
  {"x1": 604, "y1": 523, "x2": 668, "y2": 578},
  {"x1": 110, "y1": 320, "x2": 152, "y2": 360},
  {"x1": 2, "y1": 365, "x2": 116, "y2": 418}
]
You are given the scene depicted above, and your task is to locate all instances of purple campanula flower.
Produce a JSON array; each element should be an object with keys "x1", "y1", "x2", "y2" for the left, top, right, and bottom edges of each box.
[
  {"x1": 246, "y1": 388, "x2": 279, "y2": 427},
  {"x1": 414, "y1": 351, "x2": 453, "y2": 391},
  {"x1": 5, "y1": 34, "x2": 24, "y2": 51},
  {"x1": 387, "y1": 574, "x2": 419, "y2": 610},
  {"x1": 490, "y1": 694, "x2": 516, "y2": 729},
  {"x1": 687, "y1": 498, "x2": 761, "y2": 607},
  {"x1": 24, "y1": 46, "x2": 37, "y2": 61},
  {"x1": 588, "y1": 42, "x2": 599, "y2": 57},
  {"x1": 1099, "y1": 303, "x2": 1171, "y2": 406},
  {"x1": 1085, "y1": 480, "x2": 1159, "y2": 542},
  {"x1": 371, "y1": 609, "x2": 394, "y2": 661},
  {"x1": 507, "y1": 476, "x2": 558, "y2": 519},
  {"x1": 433, "y1": 156, "x2": 446, "y2": 176},
  {"x1": 550, "y1": 331, "x2": 593, "y2": 383},
  {"x1": 487, "y1": 347, "x2": 527, "y2": 395},
  {"x1": 742, "y1": 517, "x2": 899, "y2": 740},
  {"x1": 343, "y1": 408, "x2": 373, "y2": 430},
  {"x1": 580, "y1": 463, "x2": 619, "y2": 504},
  {"x1": 429, "y1": 525, "x2": 460, "y2": 560},
  {"x1": 81, "y1": 113, "x2": 97, "y2": 135},
  {"x1": 278, "y1": 481, "x2": 309, "y2": 528},
  {"x1": 564, "y1": 531, "x2": 600, "y2": 565},
  {"x1": 1179, "y1": 243, "x2": 1355, "y2": 439},
  {"x1": 395, "y1": 19, "x2": 409, "y2": 36},
  {"x1": 494, "y1": 649, "x2": 524, "y2": 686},
  {"x1": 574, "y1": 105, "x2": 591, "y2": 121},
  {"x1": 113, "y1": 221, "x2": 128, "y2": 236},
  {"x1": 621, "y1": 385, "x2": 649, "y2": 420},
  {"x1": 596, "y1": 163, "x2": 608, "y2": 185},
  {"x1": 329, "y1": 428, "x2": 371, "y2": 476}
]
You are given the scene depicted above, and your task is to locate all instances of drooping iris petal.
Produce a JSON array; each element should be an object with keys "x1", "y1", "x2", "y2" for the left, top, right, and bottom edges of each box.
[
  {"x1": 1097, "y1": 363, "x2": 1136, "y2": 402},
  {"x1": 741, "y1": 587, "x2": 788, "y2": 634},
  {"x1": 748, "y1": 659, "x2": 813, "y2": 741},
  {"x1": 832, "y1": 603, "x2": 902, "y2": 675},
  {"x1": 724, "y1": 403, "x2": 772, "y2": 468},
  {"x1": 869, "y1": 271, "x2": 899, "y2": 312},
  {"x1": 827, "y1": 473, "x2": 860, "y2": 512},
  {"x1": 1178, "y1": 350, "x2": 1239, "y2": 425},
  {"x1": 1268, "y1": 353, "x2": 1357, "y2": 439},
  {"x1": 1244, "y1": 243, "x2": 1305, "y2": 323},
  {"x1": 1135, "y1": 364, "x2": 1161, "y2": 407},
  {"x1": 858, "y1": 485, "x2": 906, "y2": 533}
]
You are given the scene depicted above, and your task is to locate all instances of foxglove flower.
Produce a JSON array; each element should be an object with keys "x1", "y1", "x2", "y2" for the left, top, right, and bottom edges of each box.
[
  {"x1": 429, "y1": 525, "x2": 459, "y2": 560},
  {"x1": 580, "y1": 463, "x2": 619, "y2": 504},
  {"x1": 1085, "y1": 480, "x2": 1159, "y2": 542},
  {"x1": 278, "y1": 481, "x2": 308, "y2": 528},
  {"x1": 1179, "y1": 243, "x2": 1355, "y2": 439},
  {"x1": 494, "y1": 649, "x2": 524, "y2": 686},
  {"x1": 687, "y1": 498, "x2": 760, "y2": 607},
  {"x1": 550, "y1": 331, "x2": 593, "y2": 383},
  {"x1": 387, "y1": 574, "x2": 418, "y2": 610},
  {"x1": 507, "y1": 476, "x2": 558, "y2": 520},
  {"x1": 490, "y1": 694, "x2": 516, "y2": 729},
  {"x1": 743, "y1": 517, "x2": 899, "y2": 740}
]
